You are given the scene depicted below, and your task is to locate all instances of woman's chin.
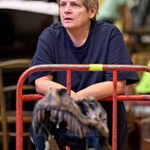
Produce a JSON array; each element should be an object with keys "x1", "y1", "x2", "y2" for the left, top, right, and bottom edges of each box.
[{"x1": 62, "y1": 23, "x2": 75, "y2": 29}]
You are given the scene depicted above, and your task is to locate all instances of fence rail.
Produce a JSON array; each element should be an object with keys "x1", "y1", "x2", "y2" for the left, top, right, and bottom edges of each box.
[{"x1": 16, "y1": 64, "x2": 150, "y2": 150}]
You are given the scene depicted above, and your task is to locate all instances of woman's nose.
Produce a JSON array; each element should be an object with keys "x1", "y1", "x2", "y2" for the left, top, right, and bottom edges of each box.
[{"x1": 64, "y1": 4, "x2": 72, "y2": 13}]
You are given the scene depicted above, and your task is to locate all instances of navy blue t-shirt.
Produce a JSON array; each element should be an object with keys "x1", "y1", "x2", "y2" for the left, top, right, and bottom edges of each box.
[
  {"x1": 30, "y1": 21, "x2": 138, "y2": 89},
  {"x1": 30, "y1": 20, "x2": 139, "y2": 149}
]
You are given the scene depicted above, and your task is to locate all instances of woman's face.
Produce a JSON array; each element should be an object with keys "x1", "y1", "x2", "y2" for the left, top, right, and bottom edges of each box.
[{"x1": 59, "y1": 0, "x2": 95, "y2": 29}]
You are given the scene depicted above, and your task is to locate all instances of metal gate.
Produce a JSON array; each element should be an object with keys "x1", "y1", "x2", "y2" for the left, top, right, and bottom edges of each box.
[{"x1": 16, "y1": 64, "x2": 150, "y2": 150}]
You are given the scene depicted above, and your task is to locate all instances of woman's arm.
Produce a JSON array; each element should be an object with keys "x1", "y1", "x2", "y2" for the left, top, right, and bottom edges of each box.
[
  {"x1": 35, "y1": 74, "x2": 78, "y2": 98},
  {"x1": 35, "y1": 74, "x2": 126, "y2": 100},
  {"x1": 35, "y1": 75, "x2": 64, "y2": 94},
  {"x1": 75, "y1": 80, "x2": 126, "y2": 100}
]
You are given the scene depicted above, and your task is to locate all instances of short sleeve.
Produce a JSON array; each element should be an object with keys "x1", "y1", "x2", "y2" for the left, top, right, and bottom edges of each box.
[
  {"x1": 105, "y1": 27, "x2": 139, "y2": 85},
  {"x1": 29, "y1": 27, "x2": 56, "y2": 84}
]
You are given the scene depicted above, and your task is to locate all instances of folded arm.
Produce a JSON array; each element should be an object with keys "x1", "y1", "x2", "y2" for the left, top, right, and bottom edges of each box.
[{"x1": 35, "y1": 74, "x2": 126, "y2": 100}]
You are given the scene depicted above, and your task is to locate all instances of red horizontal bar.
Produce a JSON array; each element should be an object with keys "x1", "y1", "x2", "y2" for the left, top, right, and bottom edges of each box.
[
  {"x1": 22, "y1": 94, "x2": 150, "y2": 102},
  {"x1": 22, "y1": 94, "x2": 43, "y2": 102}
]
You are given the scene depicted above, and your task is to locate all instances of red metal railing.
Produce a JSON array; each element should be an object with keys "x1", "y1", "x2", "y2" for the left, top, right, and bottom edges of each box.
[{"x1": 16, "y1": 64, "x2": 150, "y2": 150}]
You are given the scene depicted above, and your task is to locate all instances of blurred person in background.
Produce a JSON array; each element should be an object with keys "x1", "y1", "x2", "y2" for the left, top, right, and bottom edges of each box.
[
  {"x1": 131, "y1": 0, "x2": 150, "y2": 27},
  {"x1": 96, "y1": 0, "x2": 133, "y2": 44},
  {"x1": 96, "y1": 0, "x2": 132, "y2": 32}
]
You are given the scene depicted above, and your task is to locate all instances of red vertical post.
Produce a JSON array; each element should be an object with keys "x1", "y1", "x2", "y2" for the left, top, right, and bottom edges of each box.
[
  {"x1": 16, "y1": 79, "x2": 24, "y2": 150},
  {"x1": 112, "y1": 70, "x2": 118, "y2": 150},
  {"x1": 66, "y1": 146, "x2": 70, "y2": 150},
  {"x1": 66, "y1": 70, "x2": 71, "y2": 95},
  {"x1": 66, "y1": 69, "x2": 71, "y2": 150}
]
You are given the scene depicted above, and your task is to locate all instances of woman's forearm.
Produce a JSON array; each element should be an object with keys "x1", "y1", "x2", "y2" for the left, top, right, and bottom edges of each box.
[
  {"x1": 76, "y1": 80, "x2": 126, "y2": 100},
  {"x1": 35, "y1": 75, "x2": 78, "y2": 98},
  {"x1": 35, "y1": 78, "x2": 65, "y2": 95},
  {"x1": 35, "y1": 75, "x2": 126, "y2": 100}
]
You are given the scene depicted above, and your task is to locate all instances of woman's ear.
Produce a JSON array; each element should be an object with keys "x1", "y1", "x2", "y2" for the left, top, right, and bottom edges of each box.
[{"x1": 89, "y1": 5, "x2": 97, "y2": 19}]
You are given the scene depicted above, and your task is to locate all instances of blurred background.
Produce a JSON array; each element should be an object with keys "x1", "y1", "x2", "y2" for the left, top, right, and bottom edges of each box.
[{"x1": 0, "y1": 0, "x2": 150, "y2": 150}]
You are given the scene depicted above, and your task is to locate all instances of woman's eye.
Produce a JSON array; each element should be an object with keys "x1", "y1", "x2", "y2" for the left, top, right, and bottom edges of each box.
[
  {"x1": 60, "y1": 2, "x2": 66, "y2": 7},
  {"x1": 59, "y1": 2, "x2": 82, "y2": 8},
  {"x1": 71, "y1": 2, "x2": 81, "y2": 7}
]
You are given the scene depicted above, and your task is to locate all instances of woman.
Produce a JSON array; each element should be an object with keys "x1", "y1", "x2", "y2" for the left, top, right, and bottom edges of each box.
[{"x1": 29, "y1": 0, "x2": 139, "y2": 149}]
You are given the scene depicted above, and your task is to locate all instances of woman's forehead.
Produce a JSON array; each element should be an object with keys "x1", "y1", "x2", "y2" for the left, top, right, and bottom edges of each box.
[{"x1": 59, "y1": 0, "x2": 83, "y2": 3}]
